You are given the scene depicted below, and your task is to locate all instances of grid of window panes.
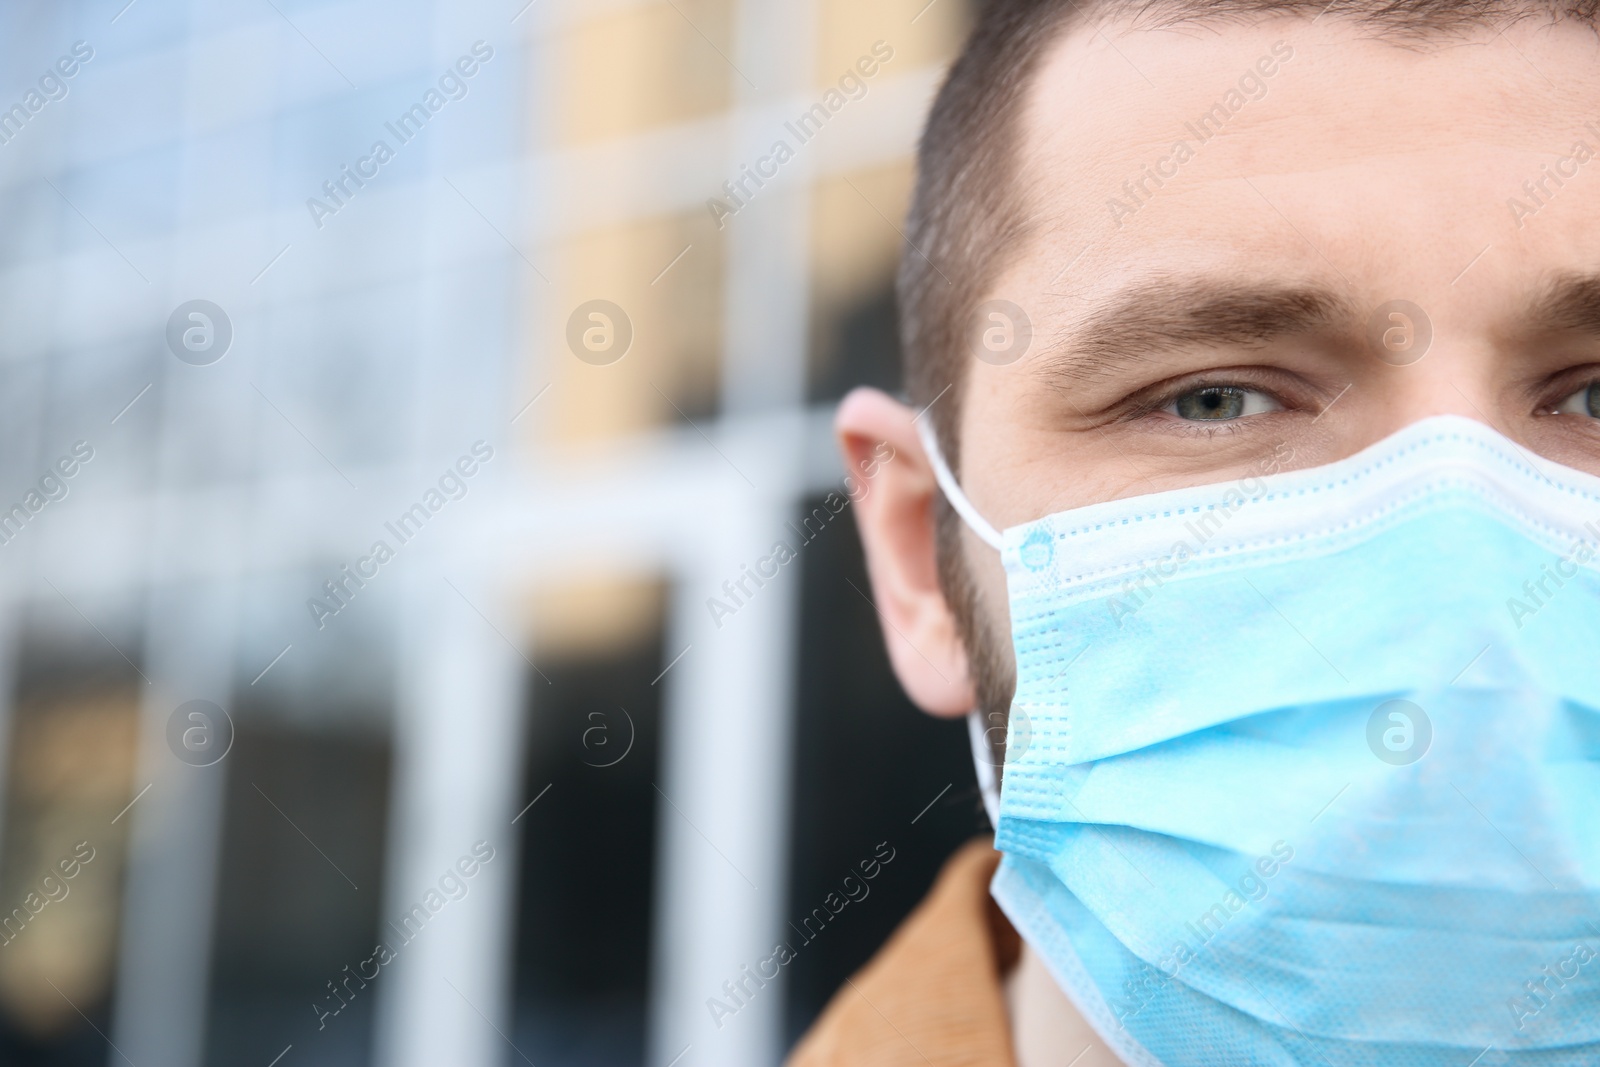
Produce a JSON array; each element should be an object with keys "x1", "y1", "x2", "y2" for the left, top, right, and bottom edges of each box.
[{"x1": 0, "y1": 2, "x2": 973, "y2": 1066}]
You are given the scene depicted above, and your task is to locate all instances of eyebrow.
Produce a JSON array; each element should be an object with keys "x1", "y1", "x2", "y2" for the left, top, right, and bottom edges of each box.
[
  {"x1": 1035, "y1": 279, "x2": 1358, "y2": 387},
  {"x1": 1527, "y1": 273, "x2": 1600, "y2": 333}
]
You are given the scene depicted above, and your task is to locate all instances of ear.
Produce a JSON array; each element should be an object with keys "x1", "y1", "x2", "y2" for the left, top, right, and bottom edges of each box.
[{"x1": 835, "y1": 387, "x2": 976, "y2": 718}]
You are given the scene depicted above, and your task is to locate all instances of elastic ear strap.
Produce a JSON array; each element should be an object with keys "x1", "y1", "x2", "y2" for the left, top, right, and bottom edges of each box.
[
  {"x1": 967, "y1": 710, "x2": 1001, "y2": 829},
  {"x1": 915, "y1": 417, "x2": 1005, "y2": 551}
]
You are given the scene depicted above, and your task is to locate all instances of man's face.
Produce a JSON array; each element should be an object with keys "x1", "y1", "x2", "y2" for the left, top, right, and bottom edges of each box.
[
  {"x1": 967, "y1": 15, "x2": 1600, "y2": 520},
  {"x1": 841, "y1": 15, "x2": 1600, "y2": 718}
]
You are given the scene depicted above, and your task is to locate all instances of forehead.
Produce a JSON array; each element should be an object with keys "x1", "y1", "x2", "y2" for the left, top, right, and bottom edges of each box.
[{"x1": 1005, "y1": 16, "x2": 1600, "y2": 317}]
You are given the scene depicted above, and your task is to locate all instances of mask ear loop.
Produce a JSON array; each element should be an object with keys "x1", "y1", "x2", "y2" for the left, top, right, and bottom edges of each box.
[
  {"x1": 967, "y1": 709, "x2": 1002, "y2": 829},
  {"x1": 914, "y1": 417, "x2": 1007, "y2": 828},
  {"x1": 915, "y1": 418, "x2": 1005, "y2": 551}
]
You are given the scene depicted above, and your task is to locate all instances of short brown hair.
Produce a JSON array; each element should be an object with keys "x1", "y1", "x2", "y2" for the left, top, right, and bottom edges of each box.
[{"x1": 901, "y1": 0, "x2": 1600, "y2": 743}]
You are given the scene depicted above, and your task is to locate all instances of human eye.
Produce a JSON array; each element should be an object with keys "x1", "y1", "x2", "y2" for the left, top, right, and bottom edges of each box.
[
  {"x1": 1162, "y1": 384, "x2": 1282, "y2": 422},
  {"x1": 1550, "y1": 382, "x2": 1600, "y2": 419}
]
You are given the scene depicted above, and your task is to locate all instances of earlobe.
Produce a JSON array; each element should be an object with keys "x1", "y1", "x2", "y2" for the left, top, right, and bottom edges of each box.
[{"x1": 835, "y1": 388, "x2": 977, "y2": 718}]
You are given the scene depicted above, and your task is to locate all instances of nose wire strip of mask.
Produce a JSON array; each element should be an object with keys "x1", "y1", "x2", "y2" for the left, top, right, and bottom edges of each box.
[{"x1": 914, "y1": 417, "x2": 1006, "y2": 551}]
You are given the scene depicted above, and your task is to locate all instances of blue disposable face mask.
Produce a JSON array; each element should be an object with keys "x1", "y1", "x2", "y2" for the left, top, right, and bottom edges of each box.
[{"x1": 919, "y1": 415, "x2": 1600, "y2": 1066}]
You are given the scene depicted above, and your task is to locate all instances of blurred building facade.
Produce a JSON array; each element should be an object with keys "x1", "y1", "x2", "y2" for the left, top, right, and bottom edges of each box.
[{"x1": 0, "y1": 1, "x2": 973, "y2": 1066}]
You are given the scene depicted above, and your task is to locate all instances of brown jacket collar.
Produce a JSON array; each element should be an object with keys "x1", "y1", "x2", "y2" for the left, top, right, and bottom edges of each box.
[{"x1": 786, "y1": 837, "x2": 1021, "y2": 1066}]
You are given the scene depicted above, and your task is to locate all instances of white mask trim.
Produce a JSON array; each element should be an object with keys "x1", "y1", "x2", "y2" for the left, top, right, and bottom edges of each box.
[
  {"x1": 966, "y1": 710, "x2": 1001, "y2": 829},
  {"x1": 920, "y1": 413, "x2": 1006, "y2": 832},
  {"x1": 915, "y1": 417, "x2": 1005, "y2": 551}
]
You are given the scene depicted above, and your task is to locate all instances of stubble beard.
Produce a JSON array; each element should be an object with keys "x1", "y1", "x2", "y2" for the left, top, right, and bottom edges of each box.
[{"x1": 935, "y1": 497, "x2": 1017, "y2": 774}]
